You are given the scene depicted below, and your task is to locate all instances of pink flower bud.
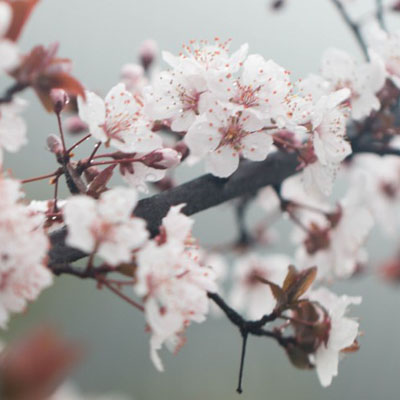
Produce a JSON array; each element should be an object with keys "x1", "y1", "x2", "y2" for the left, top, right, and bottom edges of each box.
[
  {"x1": 139, "y1": 39, "x2": 158, "y2": 70},
  {"x1": 46, "y1": 134, "x2": 63, "y2": 155},
  {"x1": 121, "y1": 63, "x2": 145, "y2": 82},
  {"x1": 142, "y1": 148, "x2": 181, "y2": 170},
  {"x1": 65, "y1": 116, "x2": 88, "y2": 134},
  {"x1": 50, "y1": 88, "x2": 69, "y2": 114}
]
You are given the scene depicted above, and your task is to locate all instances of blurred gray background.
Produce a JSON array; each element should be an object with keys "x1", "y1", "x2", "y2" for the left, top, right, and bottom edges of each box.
[{"x1": 3, "y1": 0, "x2": 400, "y2": 399}]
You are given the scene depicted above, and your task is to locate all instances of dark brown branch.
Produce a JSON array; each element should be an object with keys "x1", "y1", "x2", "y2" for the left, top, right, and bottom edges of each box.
[
  {"x1": 48, "y1": 150, "x2": 299, "y2": 266},
  {"x1": 0, "y1": 82, "x2": 28, "y2": 104}
]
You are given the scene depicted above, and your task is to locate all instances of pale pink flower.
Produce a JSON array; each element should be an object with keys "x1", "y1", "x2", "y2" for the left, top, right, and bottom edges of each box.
[
  {"x1": 144, "y1": 65, "x2": 208, "y2": 132},
  {"x1": 319, "y1": 48, "x2": 385, "y2": 120},
  {"x1": 365, "y1": 23, "x2": 400, "y2": 87},
  {"x1": 295, "y1": 179, "x2": 374, "y2": 279},
  {"x1": 185, "y1": 96, "x2": 273, "y2": 177},
  {"x1": 302, "y1": 89, "x2": 352, "y2": 198},
  {"x1": 209, "y1": 54, "x2": 292, "y2": 127},
  {"x1": 352, "y1": 153, "x2": 400, "y2": 236},
  {"x1": 0, "y1": 2, "x2": 19, "y2": 73},
  {"x1": 230, "y1": 253, "x2": 290, "y2": 319},
  {"x1": 308, "y1": 287, "x2": 361, "y2": 387},
  {"x1": 78, "y1": 83, "x2": 162, "y2": 153},
  {"x1": 134, "y1": 206, "x2": 217, "y2": 371},
  {"x1": 120, "y1": 63, "x2": 148, "y2": 96},
  {"x1": 0, "y1": 99, "x2": 27, "y2": 165},
  {"x1": 0, "y1": 177, "x2": 52, "y2": 328},
  {"x1": 64, "y1": 187, "x2": 148, "y2": 265}
]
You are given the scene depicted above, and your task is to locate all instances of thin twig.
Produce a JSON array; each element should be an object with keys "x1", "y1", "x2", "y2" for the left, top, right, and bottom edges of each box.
[
  {"x1": 331, "y1": 0, "x2": 369, "y2": 60},
  {"x1": 376, "y1": 0, "x2": 386, "y2": 31}
]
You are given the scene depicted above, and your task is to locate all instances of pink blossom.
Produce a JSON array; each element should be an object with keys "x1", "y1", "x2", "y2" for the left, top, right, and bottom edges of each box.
[{"x1": 64, "y1": 187, "x2": 148, "y2": 265}]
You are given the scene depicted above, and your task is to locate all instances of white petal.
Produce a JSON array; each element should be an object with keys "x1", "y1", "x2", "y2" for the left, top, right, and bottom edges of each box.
[
  {"x1": 206, "y1": 146, "x2": 239, "y2": 177},
  {"x1": 315, "y1": 346, "x2": 339, "y2": 387},
  {"x1": 241, "y1": 132, "x2": 273, "y2": 161}
]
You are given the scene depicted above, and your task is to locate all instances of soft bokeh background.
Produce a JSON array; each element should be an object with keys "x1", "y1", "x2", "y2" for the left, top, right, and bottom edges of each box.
[{"x1": 3, "y1": 0, "x2": 400, "y2": 399}]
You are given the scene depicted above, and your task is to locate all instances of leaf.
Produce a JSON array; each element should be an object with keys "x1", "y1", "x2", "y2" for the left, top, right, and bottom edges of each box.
[
  {"x1": 285, "y1": 266, "x2": 317, "y2": 303},
  {"x1": 5, "y1": 0, "x2": 40, "y2": 42},
  {"x1": 254, "y1": 275, "x2": 285, "y2": 302},
  {"x1": 285, "y1": 343, "x2": 314, "y2": 370},
  {"x1": 86, "y1": 165, "x2": 116, "y2": 198}
]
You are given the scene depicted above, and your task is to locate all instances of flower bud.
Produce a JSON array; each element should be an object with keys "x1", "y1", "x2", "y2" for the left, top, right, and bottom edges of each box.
[
  {"x1": 121, "y1": 63, "x2": 145, "y2": 82},
  {"x1": 46, "y1": 134, "x2": 63, "y2": 155},
  {"x1": 139, "y1": 39, "x2": 158, "y2": 70},
  {"x1": 50, "y1": 88, "x2": 69, "y2": 114},
  {"x1": 142, "y1": 148, "x2": 181, "y2": 170},
  {"x1": 65, "y1": 116, "x2": 88, "y2": 134}
]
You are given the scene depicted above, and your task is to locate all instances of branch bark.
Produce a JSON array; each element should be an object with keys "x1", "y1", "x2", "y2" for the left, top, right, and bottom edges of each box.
[{"x1": 49, "y1": 149, "x2": 299, "y2": 266}]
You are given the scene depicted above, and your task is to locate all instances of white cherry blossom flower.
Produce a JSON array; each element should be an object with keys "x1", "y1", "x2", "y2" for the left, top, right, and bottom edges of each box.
[
  {"x1": 0, "y1": 2, "x2": 19, "y2": 73},
  {"x1": 295, "y1": 179, "x2": 374, "y2": 279},
  {"x1": 64, "y1": 187, "x2": 148, "y2": 265},
  {"x1": 144, "y1": 64, "x2": 208, "y2": 132},
  {"x1": 134, "y1": 206, "x2": 217, "y2": 371},
  {"x1": 365, "y1": 23, "x2": 400, "y2": 87},
  {"x1": 120, "y1": 63, "x2": 148, "y2": 96},
  {"x1": 0, "y1": 177, "x2": 52, "y2": 328},
  {"x1": 301, "y1": 89, "x2": 351, "y2": 199},
  {"x1": 308, "y1": 287, "x2": 361, "y2": 387},
  {"x1": 0, "y1": 98, "x2": 27, "y2": 165},
  {"x1": 352, "y1": 153, "x2": 400, "y2": 236},
  {"x1": 319, "y1": 48, "x2": 385, "y2": 120},
  {"x1": 78, "y1": 83, "x2": 162, "y2": 153},
  {"x1": 162, "y1": 38, "x2": 248, "y2": 81},
  {"x1": 120, "y1": 160, "x2": 166, "y2": 193},
  {"x1": 230, "y1": 253, "x2": 290, "y2": 319},
  {"x1": 185, "y1": 96, "x2": 273, "y2": 177},
  {"x1": 209, "y1": 54, "x2": 292, "y2": 126}
]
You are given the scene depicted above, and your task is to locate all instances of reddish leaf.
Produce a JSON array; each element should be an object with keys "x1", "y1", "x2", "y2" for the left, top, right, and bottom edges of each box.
[{"x1": 5, "y1": 0, "x2": 40, "y2": 42}]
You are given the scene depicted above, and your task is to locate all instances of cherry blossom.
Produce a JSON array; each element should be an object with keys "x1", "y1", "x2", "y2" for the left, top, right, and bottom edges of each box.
[
  {"x1": 144, "y1": 62, "x2": 208, "y2": 132},
  {"x1": 0, "y1": 98, "x2": 27, "y2": 165},
  {"x1": 0, "y1": 1, "x2": 19, "y2": 73},
  {"x1": 134, "y1": 205, "x2": 218, "y2": 371},
  {"x1": 120, "y1": 63, "x2": 148, "y2": 96},
  {"x1": 319, "y1": 48, "x2": 385, "y2": 120},
  {"x1": 64, "y1": 187, "x2": 148, "y2": 265},
  {"x1": 295, "y1": 179, "x2": 374, "y2": 279},
  {"x1": 185, "y1": 96, "x2": 273, "y2": 177},
  {"x1": 78, "y1": 83, "x2": 162, "y2": 153},
  {"x1": 366, "y1": 23, "x2": 400, "y2": 87},
  {"x1": 308, "y1": 287, "x2": 361, "y2": 387},
  {"x1": 209, "y1": 54, "x2": 292, "y2": 127},
  {"x1": 302, "y1": 89, "x2": 352, "y2": 198},
  {"x1": 230, "y1": 253, "x2": 290, "y2": 319},
  {"x1": 352, "y1": 153, "x2": 400, "y2": 236},
  {"x1": 0, "y1": 177, "x2": 52, "y2": 328}
]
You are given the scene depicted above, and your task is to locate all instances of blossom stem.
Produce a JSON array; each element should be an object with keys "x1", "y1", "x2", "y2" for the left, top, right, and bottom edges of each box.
[
  {"x1": 237, "y1": 332, "x2": 248, "y2": 394},
  {"x1": 66, "y1": 134, "x2": 91, "y2": 153},
  {"x1": 0, "y1": 82, "x2": 29, "y2": 104},
  {"x1": 89, "y1": 157, "x2": 143, "y2": 167},
  {"x1": 87, "y1": 141, "x2": 102, "y2": 165},
  {"x1": 330, "y1": 0, "x2": 369, "y2": 60},
  {"x1": 99, "y1": 279, "x2": 144, "y2": 312},
  {"x1": 56, "y1": 113, "x2": 67, "y2": 154},
  {"x1": 21, "y1": 170, "x2": 62, "y2": 184}
]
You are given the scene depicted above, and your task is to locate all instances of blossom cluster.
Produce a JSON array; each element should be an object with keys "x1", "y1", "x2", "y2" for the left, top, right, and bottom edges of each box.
[{"x1": 2, "y1": 0, "x2": 400, "y2": 393}]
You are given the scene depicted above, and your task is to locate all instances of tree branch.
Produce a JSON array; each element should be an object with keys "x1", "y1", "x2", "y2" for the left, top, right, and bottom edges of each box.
[
  {"x1": 331, "y1": 0, "x2": 369, "y2": 60},
  {"x1": 48, "y1": 149, "x2": 299, "y2": 266}
]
